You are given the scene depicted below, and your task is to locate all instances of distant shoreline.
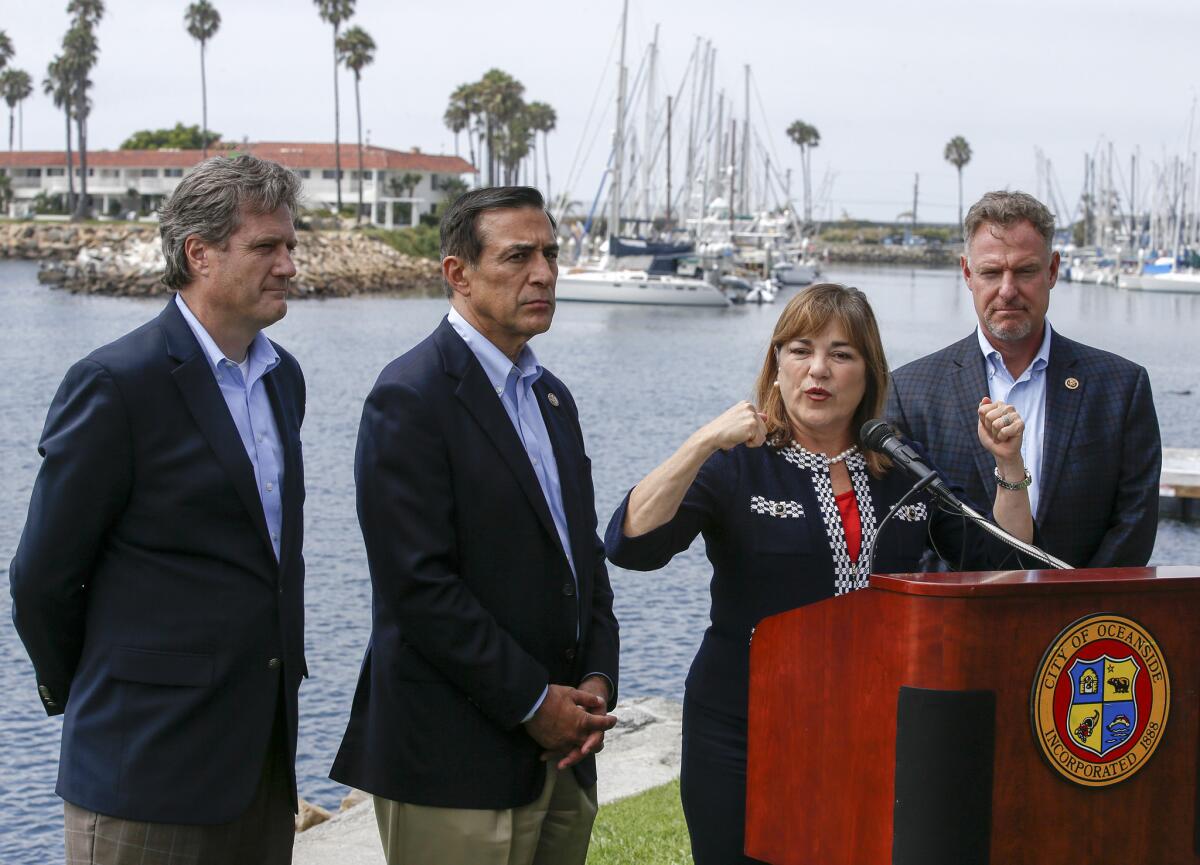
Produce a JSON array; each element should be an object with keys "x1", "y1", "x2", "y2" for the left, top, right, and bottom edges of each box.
[
  {"x1": 0, "y1": 221, "x2": 444, "y2": 299},
  {"x1": 1, "y1": 221, "x2": 959, "y2": 298}
]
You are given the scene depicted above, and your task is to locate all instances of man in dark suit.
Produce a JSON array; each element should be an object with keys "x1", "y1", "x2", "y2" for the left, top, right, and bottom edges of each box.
[
  {"x1": 331, "y1": 186, "x2": 619, "y2": 865},
  {"x1": 10, "y1": 155, "x2": 307, "y2": 864},
  {"x1": 887, "y1": 190, "x2": 1159, "y2": 568}
]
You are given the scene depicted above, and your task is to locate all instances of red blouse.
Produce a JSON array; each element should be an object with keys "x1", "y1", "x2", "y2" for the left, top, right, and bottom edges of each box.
[{"x1": 835, "y1": 489, "x2": 861, "y2": 561}]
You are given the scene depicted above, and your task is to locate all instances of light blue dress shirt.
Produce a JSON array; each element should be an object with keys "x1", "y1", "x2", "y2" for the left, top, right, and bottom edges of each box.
[
  {"x1": 976, "y1": 320, "x2": 1052, "y2": 516},
  {"x1": 448, "y1": 307, "x2": 590, "y2": 721},
  {"x1": 175, "y1": 294, "x2": 286, "y2": 560}
]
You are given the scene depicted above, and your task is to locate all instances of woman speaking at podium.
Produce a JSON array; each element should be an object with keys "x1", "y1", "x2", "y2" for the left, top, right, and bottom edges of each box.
[{"x1": 605, "y1": 283, "x2": 1034, "y2": 865}]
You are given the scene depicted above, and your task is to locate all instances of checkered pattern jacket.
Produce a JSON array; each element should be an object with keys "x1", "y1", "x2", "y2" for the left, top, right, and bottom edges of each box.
[{"x1": 886, "y1": 330, "x2": 1160, "y2": 568}]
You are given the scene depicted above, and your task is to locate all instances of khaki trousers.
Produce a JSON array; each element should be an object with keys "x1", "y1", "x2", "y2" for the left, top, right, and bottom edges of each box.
[{"x1": 373, "y1": 763, "x2": 598, "y2": 865}]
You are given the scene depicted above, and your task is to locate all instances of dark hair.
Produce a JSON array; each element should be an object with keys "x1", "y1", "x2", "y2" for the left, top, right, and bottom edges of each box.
[
  {"x1": 159, "y1": 154, "x2": 302, "y2": 290},
  {"x1": 753, "y1": 283, "x2": 891, "y2": 476},
  {"x1": 439, "y1": 186, "x2": 557, "y2": 297},
  {"x1": 963, "y1": 190, "x2": 1055, "y2": 256}
]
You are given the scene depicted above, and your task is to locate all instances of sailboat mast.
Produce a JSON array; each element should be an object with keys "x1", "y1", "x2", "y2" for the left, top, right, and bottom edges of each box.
[
  {"x1": 685, "y1": 38, "x2": 702, "y2": 223},
  {"x1": 701, "y1": 52, "x2": 717, "y2": 225},
  {"x1": 610, "y1": 0, "x2": 629, "y2": 247},
  {"x1": 742, "y1": 64, "x2": 750, "y2": 215},
  {"x1": 666, "y1": 96, "x2": 673, "y2": 227},
  {"x1": 643, "y1": 24, "x2": 659, "y2": 222}
]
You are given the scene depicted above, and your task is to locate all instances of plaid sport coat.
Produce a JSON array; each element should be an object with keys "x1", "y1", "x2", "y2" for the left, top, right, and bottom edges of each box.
[{"x1": 886, "y1": 329, "x2": 1160, "y2": 569}]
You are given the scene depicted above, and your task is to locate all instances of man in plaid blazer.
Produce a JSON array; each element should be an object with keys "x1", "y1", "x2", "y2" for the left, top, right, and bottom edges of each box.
[{"x1": 887, "y1": 190, "x2": 1160, "y2": 569}]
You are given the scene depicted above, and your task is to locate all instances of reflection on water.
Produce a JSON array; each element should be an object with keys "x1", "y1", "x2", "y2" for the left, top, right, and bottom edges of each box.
[{"x1": 1, "y1": 260, "x2": 1197, "y2": 862}]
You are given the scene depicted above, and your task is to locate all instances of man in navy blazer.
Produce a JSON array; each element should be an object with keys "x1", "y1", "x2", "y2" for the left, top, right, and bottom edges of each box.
[
  {"x1": 331, "y1": 186, "x2": 619, "y2": 865},
  {"x1": 887, "y1": 190, "x2": 1159, "y2": 569},
  {"x1": 10, "y1": 155, "x2": 306, "y2": 864}
]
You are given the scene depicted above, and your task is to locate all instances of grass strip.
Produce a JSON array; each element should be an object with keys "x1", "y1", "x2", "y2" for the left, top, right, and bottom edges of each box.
[{"x1": 587, "y1": 779, "x2": 693, "y2": 865}]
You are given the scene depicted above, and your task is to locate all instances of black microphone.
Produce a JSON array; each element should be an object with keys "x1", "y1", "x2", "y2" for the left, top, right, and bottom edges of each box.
[{"x1": 860, "y1": 419, "x2": 964, "y2": 509}]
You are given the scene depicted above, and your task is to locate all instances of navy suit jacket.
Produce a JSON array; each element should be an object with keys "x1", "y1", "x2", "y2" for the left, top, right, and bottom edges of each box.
[
  {"x1": 9, "y1": 298, "x2": 306, "y2": 824},
  {"x1": 886, "y1": 330, "x2": 1160, "y2": 568},
  {"x1": 330, "y1": 316, "x2": 619, "y2": 809}
]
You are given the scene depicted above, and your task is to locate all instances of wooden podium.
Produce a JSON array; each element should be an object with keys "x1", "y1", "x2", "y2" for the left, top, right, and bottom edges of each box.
[{"x1": 745, "y1": 566, "x2": 1200, "y2": 865}]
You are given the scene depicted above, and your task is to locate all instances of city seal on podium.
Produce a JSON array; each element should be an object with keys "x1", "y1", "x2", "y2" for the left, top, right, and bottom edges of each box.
[{"x1": 1031, "y1": 613, "x2": 1169, "y2": 787}]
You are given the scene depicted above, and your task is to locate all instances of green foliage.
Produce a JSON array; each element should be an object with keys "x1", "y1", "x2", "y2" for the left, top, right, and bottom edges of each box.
[
  {"x1": 121, "y1": 123, "x2": 221, "y2": 150},
  {"x1": 1, "y1": 67, "x2": 32, "y2": 108},
  {"x1": 786, "y1": 120, "x2": 820, "y2": 150},
  {"x1": 0, "y1": 171, "x2": 12, "y2": 207},
  {"x1": 388, "y1": 172, "x2": 422, "y2": 199},
  {"x1": 336, "y1": 25, "x2": 374, "y2": 76},
  {"x1": 586, "y1": 780, "x2": 692, "y2": 865},
  {"x1": 314, "y1": 0, "x2": 355, "y2": 27},
  {"x1": 367, "y1": 223, "x2": 441, "y2": 260},
  {"x1": 0, "y1": 30, "x2": 14, "y2": 70},
  {"x1": 444, "y1": 72, "x2": 556, "y2": 185},
  {"x1": 33, "y1": 190, "x2": 67, "y2": 215},
  {"x1": 943, "y1": 135, "x2": 972, "y2": 170},
  {"x1": 184, "y1": 0, "x2": 221, "y2": 42},
  {"x1": 817, "y1": 223, "x2": 958, "y2": 245}
]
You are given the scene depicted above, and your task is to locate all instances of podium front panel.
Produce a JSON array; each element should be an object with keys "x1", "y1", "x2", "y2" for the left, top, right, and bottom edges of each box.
[{"x1": 745, "y1": 567, "x2": 1200, "y2": 865}]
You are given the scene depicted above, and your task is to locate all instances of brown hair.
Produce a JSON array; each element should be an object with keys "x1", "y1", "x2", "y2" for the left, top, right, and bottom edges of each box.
[
  {"x1": 159, "y1": 155, "x2": 301, "y2": 291},
  {"x1": 752, "y1": 283, "x2": 891, "y2": 476},
  {"x1": 963, "y1": 190, "x2": 1055, "y2": 256}
]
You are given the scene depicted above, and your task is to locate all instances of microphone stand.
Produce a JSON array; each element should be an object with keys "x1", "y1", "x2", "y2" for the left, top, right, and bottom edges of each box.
[{"x1": 865, "y1": 475, "x2": 1073, "y2": 575}]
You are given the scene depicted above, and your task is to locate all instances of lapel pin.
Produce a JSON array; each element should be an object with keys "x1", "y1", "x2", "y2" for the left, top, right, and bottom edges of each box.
[
  {"x1": 1065, "y1": 377, "x2": 1080, "y2": 391},
  {"x1": 547, "y1": 392, "x2": 560, "y2": 407}
]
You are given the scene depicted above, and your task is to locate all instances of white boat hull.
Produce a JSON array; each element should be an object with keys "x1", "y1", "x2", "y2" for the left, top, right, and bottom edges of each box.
[
  {"x1": 556, "y1": 270, "x2": 731, "y2": 307},
  {"x1": 1136, "y1": 272, "x2": 1200, "y2": 293},
  {"x1": 772, "y1": 263, "x2": 818, "y2": 285}
]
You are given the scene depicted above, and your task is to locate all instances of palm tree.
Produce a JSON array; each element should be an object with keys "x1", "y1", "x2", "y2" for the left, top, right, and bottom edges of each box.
[
  {"x1": 497, "y1": 111, "x2": 533, "y2": 185},
  {"x1": 336, "y1": 25, "x2": 374, "y2": 225},
  {"x1": 444, "y1": 82, "x2": 481, "y2": 183},
  {"x1": 943, "y1": 135, "x2": 972, "y2": 228},
  {"x1": 388, "y1": 172, "x2": 422, "y2": 199},
  {"x1": 184, "y1": 1, "x2": 220, "y2": 159},
  {"x1": 1, "y1": 69, "x2": 32, "y2": 152},
  {"x1": 0, "y1": 31, "x2": 13, "y2": 71},
  {"x1": 63, "y1": 10, "x2": 101, "y2": 221},
  {"x1": 43, "y1": 55, "x2": 76, "y2": 212},
  {"x1": 524, "y1": 101, "x2": 556, "y2": 199},
  {"x1": 476, "y1": 69, "x2": 524, "y2": 186},
  {"x1": 314, "y1": 0, "x2": 355, "y2": 213},
  {"x1": 443, "y1": 93, "x2": 469, "y2": 158},
  {"x1": 786, "y1": 120, "x2": 820, "y2": 225}
]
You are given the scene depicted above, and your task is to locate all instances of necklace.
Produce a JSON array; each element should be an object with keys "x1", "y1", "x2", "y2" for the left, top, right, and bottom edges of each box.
[{"x1": 793, "y1": 442, "x2": 859, "y2": 466}]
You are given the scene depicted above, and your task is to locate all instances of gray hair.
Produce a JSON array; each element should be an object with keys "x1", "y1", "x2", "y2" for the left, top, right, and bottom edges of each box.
[
  {"x1": 439, "y1": 185, "x2": 556, "y2": 298},
  {"x1": 159, "y1": 154, "x2": 302, "y2": 290},
  {"x1": 963, "y1": 190, "x2": 1056, "y2": 257}
]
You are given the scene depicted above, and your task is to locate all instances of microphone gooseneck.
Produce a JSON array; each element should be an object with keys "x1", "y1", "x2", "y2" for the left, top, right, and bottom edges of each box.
[{"x1": 858, "y1": 418, "x2": 1072, "y2": 571}]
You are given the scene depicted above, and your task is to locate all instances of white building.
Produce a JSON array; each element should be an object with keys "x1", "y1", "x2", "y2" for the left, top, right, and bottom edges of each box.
[{"x1": 0, "y1": 141, "x2": 476, "y2": 226}]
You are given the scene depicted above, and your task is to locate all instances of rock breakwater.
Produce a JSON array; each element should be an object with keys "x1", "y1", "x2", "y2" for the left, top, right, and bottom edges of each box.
[
  {"x1": 0, "y1": 221, "x2": 443, "y2": 298},
  {"x1": 819, "y1": 241, "x2": 958, "y2": 266}
]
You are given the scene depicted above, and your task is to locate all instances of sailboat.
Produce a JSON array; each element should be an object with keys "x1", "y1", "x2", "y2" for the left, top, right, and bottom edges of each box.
[{"x1": 555, "y1": 0, "x2": 730, "y2": 308}]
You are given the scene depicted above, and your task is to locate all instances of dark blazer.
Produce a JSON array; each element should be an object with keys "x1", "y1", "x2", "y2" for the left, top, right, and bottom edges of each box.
[
  {"x1": 605, "y1": 444, "x2": 1023, "y2": 717},
  {"x1": 330, "y1": 316, "x2": 619, "y2": 810},
  {"x1": 9, "y1": 298, "x2": 306, "y2": 824},
  {"x1": 887, "y1": 330, "x2": 1160, "y2": 568}
]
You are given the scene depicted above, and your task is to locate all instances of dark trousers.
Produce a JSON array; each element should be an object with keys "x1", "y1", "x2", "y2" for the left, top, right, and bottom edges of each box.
[
  {"x1": 680, "y1": 695, "x2": 769, "y2": 865},
  {"x1": 64, "y1": 695, "x2": 294, "y2": 865}
]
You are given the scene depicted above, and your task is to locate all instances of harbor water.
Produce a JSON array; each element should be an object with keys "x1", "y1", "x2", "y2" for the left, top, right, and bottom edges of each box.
[{"x1": 2, "y1": 259, "x2": 1198, "y2": 863}]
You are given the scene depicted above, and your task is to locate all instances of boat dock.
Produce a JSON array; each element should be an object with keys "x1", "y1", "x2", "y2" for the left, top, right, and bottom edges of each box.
[{"x1": 1161, "y1": 448, "x2": 1200, "y2": 520}]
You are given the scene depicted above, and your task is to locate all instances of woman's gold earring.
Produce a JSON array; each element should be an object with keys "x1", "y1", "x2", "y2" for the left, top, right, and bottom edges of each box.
[{"x1": 773, "y1": 379, "x2": 780, "y2": 387}]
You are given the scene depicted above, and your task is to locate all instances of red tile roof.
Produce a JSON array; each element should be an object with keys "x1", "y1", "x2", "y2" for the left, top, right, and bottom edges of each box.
[{"x1": 0, "y1": 142, "x2": 476, "y2": 173}]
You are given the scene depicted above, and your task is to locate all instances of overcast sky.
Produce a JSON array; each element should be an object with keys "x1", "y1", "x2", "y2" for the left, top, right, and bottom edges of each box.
[{"x1": 2, "y1": 0, "x2": 1198, "y2": 222}]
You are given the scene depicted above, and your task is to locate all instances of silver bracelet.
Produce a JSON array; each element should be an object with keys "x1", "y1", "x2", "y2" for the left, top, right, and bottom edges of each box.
[{"x1": 994, "y1": 465, "x2": 1032, "y2": 491}]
